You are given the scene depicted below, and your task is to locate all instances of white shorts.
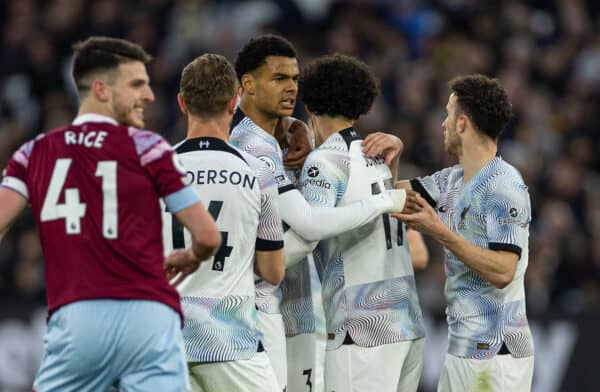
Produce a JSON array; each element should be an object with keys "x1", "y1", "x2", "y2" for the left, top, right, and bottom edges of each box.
[
  {"x1": 437, "y1": 353, "x2": 534, "y2": 392},
  {"x1": 286, "y1": 333, "x2": 326, "y2": 392},
  {"x1": 257, "y1": 310, "x2": 287, "y2": 391},
  {"x1": 188, "y1": 351, "x2": 279, "y2": 392},
  {"x1": 325, "y1": 338, "x2": 425, "y2": 392}
]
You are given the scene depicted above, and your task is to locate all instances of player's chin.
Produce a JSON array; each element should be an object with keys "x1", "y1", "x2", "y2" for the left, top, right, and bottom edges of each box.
[
  {"x1": 277, "y1": 108, "x2": 294, "y2": 118},
  {"x1": 128, "y1": 115, "x2": 145, "y2": 129}
]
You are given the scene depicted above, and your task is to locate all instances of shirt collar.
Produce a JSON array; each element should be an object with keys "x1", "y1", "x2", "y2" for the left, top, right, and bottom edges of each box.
[{"x1": 72, "y1": 113, "x2": 119, "y2": 126}]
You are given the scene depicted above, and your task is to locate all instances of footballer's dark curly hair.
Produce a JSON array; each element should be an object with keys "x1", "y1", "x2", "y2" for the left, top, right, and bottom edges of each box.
[
  {"x1": 72, "y1": 36, "x2": 152, "y2": 95},
  {"x1": 449, "y1": 74, "x2": 512, "y2": 140},
  {"x1": 234, "y1": 35, "x2": 296, "y2": 81},
  {"x1": 299, "y1": 54, "x2": 378, "y2": 120}
]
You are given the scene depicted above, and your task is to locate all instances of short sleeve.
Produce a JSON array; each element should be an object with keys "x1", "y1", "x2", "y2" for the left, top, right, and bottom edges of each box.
[
  {"x1": 1, "y1": 140, "x2": 35, "y2": 199},
  {"x1": 298, "y1": 150, "x2": 347, "y2": 208},
  {"x1": 251, "y1": 159, "x2": 284, "y2": 251},
  {"x1": 410, "y1": 166, "x2": 455, "y2": 208},
  {"x1": 230, "y1": 120, "x2": 295, "y2": 194},
  {"x1": 485, "y1": 179, "x2": 531, "y2": 258},
  {"x1": 129, "y1": 128, "x2": 187, "y2": 198}
]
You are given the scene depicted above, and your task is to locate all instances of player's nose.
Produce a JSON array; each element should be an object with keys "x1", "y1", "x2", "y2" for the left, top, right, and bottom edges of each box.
[{"x1": 142, "y1": 85, "x2": 155, "y2": 102}]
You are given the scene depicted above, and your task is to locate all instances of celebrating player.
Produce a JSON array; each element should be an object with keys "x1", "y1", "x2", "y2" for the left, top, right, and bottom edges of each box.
[
  {"x1": 230, "y1": 35, "x2": 409, "y2": 391},
  {"x1": 297, "y1": 54, "x2": 426, "y2": 392},
  {"x1": 395, "y1": 75, "x2": 534, "y2": 392},
  {"x1": 162, "y1": 53, "x2": 285, "y2": 392}
]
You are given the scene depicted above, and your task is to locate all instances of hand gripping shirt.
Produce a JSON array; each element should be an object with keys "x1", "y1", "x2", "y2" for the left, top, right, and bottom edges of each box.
[
  {"x1": 411, "y1": 156, "x2": 534, "y2": 359},
  {"x1": 301, "y1": 128, "x2": 425, "y2": 350}
]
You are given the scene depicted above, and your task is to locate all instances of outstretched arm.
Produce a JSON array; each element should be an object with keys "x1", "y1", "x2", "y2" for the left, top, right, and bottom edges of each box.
[
  {"x1": 279, "y1": 187, "x2": 407, "y2": 241},
  {"x1": 394, "y1": 194, "x2": 519, "y2": 288}
]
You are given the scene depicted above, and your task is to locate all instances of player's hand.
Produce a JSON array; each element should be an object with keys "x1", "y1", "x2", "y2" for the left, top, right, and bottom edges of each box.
[
  {"x1": 282, "y1": 119, "x2": 312, "y2": 169},
  {"x1": 362, "y1": 132, "x2": 404, "y2": 165},
  {"x1": 401, "y1": 190, "x2": 423, "y2": 214},
  {"x1": 164, "y1": 248, "x2": 202, "y2": 286},
  {"x1": 392, "y1": 194, "x2": 445, "y2": 237}
]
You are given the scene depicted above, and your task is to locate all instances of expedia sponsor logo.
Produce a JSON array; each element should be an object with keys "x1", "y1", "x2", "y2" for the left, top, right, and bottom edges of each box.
[
  {"x1": 307, "y1": 166, "x2": 319, "y2": 177},
  {"x1": 300, "y1": 178, "x2": 331, "y2": 189}
]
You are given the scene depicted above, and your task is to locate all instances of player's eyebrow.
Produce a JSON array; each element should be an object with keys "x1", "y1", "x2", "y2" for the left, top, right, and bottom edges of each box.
[
  {"x1": 272, "y1": 72, "x2": 297, "y2": 80},
  {"x1": 129, "y1": 78, "x2": 148, "y2": 87}
]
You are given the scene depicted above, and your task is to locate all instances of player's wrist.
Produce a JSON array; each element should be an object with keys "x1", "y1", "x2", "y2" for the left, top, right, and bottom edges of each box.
[{"x1": 370, "y1": 189, "x2": 407, "y2": 213}]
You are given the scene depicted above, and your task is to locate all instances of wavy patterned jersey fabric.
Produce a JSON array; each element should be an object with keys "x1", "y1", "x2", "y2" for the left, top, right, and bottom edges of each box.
[
  {"x1": 412, "y1": 156, "x2": 534, "y2": 359},
  {"x1": 300, "y1": 128, "x2": 425, "y2": 351},
  {"x1": 231, "y1": 115, "x2": 321, "y2": 339},
  {"x1": 231, "y1": 116, "x2": 291, "y2": 314},
  {"x1": 162, "y1": 137, "x2": 283, "y2": 362}
]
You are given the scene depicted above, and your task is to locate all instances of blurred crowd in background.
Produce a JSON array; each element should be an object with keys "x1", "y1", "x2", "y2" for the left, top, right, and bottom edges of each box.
[{"x1": 1, "y1": 0, "x2": 598, "y2": 320}]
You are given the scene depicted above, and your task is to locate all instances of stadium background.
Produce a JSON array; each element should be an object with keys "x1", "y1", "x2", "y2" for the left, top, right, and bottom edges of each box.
[{"x1": 0, "y1": 0, "x2": 598, "y2": 391}]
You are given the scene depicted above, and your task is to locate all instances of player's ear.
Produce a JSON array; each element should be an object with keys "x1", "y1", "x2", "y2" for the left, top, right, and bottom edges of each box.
[
  {"x1": 227, "y1": 94, "x2": 237, "y2": 115},
  {"x1": 241, "y1": 74, "x2": 255, "y2": 95},
  {"x1": 177, "y1": 93, "x2": 188, "y2": 115},
  {"x1": 457, "y1": 113, "x2": 468, "y2": 134},
  {"x1": 91, "y1": 79, "x2": 110, "y2": 102}
]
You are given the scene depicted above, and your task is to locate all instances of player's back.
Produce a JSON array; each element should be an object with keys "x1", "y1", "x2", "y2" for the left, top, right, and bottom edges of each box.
[
  {"x1": 6, "y1": 115, "x2": 183, "y2": 316},
  {"x1": 163, "y1": 137, "x2": 274, "y2": 362},
  {"x1": 310, "y1": 128, "x2": 425, "y2": 349}
]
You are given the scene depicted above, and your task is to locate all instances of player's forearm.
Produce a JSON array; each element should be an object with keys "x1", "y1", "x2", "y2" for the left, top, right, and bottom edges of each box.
[
  {"x1": 407, "y1": 229, "x2": 428, "y2": 270},
  {"x1": 434, "y1": 228, "x2": 516, "y2": 288}
]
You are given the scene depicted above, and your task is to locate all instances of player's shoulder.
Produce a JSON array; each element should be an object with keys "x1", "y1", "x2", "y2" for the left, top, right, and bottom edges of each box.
[
  {"x1": 231, "y1": 118, "x2": 278, "y2": 148},
  {"x1": 127, "y1": 126, "x2": 169, "y2": 152},
  {"x1": 487, "y1": 157, "x2": 528, "y2": 191}
]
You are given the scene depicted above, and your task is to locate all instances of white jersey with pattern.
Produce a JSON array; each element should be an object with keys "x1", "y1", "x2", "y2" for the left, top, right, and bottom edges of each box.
[
  {"x1": 231, "y1": 116, "x2": 293, "y2": 315},
  {"x1": 162, "y1": 137, "x2": 283, "y2": 362},
  {"x1": 300, "y1": 128, "x2": 425, "y2": 351},
  {"x1": 412, "y1": 156, "x2": 534, "y2": 359}
]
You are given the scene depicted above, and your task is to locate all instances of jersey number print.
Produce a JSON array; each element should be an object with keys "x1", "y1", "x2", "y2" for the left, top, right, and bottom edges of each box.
[
  {"x1": 41, "y1": 158, "x2": 118, "y2": 238},
  {"x1": 171, "y1": 200, "x2": 233, "y2": 271}
]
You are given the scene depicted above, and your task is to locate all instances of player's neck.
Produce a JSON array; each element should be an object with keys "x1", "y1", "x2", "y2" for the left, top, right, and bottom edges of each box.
[
  {"x1": 313, "y1": 115, "x2": 354, "y2": 146},
  {"x1": 77, "y1": 100, "x2": 116, "y2": 122},
  {"x1": 460, "y1": 138, "x2": 497, "y2": 183},
  {"x1": 239, "y1": 99, "x2": 278, "y2": 136},
  {"x1": 186, "y1": 114, "x2": 230, "y2": 142}
]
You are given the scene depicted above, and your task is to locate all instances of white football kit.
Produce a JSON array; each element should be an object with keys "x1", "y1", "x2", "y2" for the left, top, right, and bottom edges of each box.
[
  {"x1": 412, "y1": 156, "x2": 534, "y2": 391},
  {"x1": 230, "y1": 109, "x2": 396, "y2": 392},
  {"x1": 298, "y1": 128, "x2": 426, "y2": 392},
  {"x1": 162, "y1": 137, "x2": 283, "y2": 392}
]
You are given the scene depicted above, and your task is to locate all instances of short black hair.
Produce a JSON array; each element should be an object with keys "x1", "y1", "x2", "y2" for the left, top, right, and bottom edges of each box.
[
  {"x1": 449, "y1": 74, "x2": 512, "y2": 140},
  {"x1": 300, "y1": 54, "x2": 378, "y2": 120},
  {"x1": 72, "y1": 36, "x2": 152, "y2": 93},
  {"x1": 234, "y1": 34, "x2": 296, "y2": 81}
]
